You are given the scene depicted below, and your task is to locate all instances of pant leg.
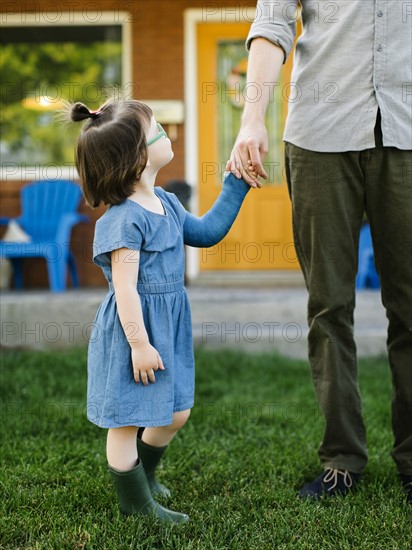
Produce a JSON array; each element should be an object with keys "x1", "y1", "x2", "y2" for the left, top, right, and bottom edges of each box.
[
  {"x1": 285, "y1": 143, "x2": 368, "y2": 473},
  {"x1": 362, "y1": 126, "x2": 412, "y2": 475}
]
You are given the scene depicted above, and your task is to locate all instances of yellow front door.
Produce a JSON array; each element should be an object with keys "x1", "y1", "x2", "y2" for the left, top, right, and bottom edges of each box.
[{"x1": 197, "y1": 22, "x2": 299, "y2": 271}]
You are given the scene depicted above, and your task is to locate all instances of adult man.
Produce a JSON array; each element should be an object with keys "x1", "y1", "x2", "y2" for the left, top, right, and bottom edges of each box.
[{"x1": 228, "y1": 0, "x2": 412, "y2": 502}]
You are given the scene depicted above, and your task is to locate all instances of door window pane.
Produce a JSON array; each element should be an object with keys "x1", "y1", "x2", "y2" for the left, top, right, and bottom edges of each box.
[{"x1": 217, "y1": 40, "x2": 283, "y2": 184}]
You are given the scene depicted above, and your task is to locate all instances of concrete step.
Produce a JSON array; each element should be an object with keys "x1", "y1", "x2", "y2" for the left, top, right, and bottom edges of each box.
[
  {"x1": 189, "y1": 270, "x2": 305, "y2": 288},
  {"x1": 1, "y1": 286, "x2": 387, "y2": 358}
]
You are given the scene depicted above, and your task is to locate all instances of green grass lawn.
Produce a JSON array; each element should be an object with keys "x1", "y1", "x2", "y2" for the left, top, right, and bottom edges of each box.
[{"x1": 1, "y1": 347, "x2": 410, "y2": 549}]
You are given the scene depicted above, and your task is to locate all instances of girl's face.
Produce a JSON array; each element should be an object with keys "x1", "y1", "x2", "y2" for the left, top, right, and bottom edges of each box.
[{"x1": 146, "y1": 117, "x2": 174, "y2": 170}]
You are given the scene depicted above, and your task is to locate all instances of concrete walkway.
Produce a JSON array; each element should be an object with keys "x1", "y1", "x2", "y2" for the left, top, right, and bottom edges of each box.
[{"x1": 1, "y1": 285, "x2": 387, "y2": 358}]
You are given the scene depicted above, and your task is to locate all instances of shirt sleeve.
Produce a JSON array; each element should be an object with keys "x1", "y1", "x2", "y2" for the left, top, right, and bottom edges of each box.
[
  {"x1": 181, "y1": 173, "x2": 250, "y2": 248},
  {"x1": 92, "y1": 203, "x2": 145, "y2": 267},
  {"x1": 246, "y1": 0, "x2": 298, "y2": 63}
]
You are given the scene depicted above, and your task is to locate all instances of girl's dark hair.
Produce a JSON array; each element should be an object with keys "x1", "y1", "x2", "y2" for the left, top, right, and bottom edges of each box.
[{"x1": 69, "y1": 98, "x2": 153, "y2": 208}]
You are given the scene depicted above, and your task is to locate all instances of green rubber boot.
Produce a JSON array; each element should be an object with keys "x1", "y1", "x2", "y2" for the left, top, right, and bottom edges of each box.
[
  {"x1": 137, "y1": 437, "x2": 171, "y2": 499},
  {"x1": 108, "y1": 461, "x2": 189, "y2": 523}
]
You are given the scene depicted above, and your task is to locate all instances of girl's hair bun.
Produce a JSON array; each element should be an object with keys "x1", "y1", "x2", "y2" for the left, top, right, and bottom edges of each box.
[{"x1": 71, "y1": 102, "x2": 98, "y2": 122}]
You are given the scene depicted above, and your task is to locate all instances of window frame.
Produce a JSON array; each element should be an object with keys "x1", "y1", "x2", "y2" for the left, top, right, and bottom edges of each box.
[{"x1": 1, "y1": 10, "x2": 132, "y2": 182}]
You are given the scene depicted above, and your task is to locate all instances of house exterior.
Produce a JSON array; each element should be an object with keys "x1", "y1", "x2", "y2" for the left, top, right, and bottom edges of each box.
[{"x1": 0, "y1": 0, "x2": 300, "y2": 288}]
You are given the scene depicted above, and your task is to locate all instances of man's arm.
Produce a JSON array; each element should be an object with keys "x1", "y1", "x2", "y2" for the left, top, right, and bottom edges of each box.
[{"x1": 227, "y1": 38, "x2": 285, "y2": 188}]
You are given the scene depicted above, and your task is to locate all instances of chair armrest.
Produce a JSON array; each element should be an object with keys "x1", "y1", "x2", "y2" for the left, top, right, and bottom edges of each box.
[{"x1": 55, "y1": 212, "x2": 90, "y2": 246}]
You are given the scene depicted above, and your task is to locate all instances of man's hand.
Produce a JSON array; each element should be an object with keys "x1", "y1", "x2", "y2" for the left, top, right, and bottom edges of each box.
[
  {"x1": 226, "y1": 123, "x2": 269, "y2": 188},
  {"x1": 131, "y1": 343, "x2": 165, "y2": 385}
]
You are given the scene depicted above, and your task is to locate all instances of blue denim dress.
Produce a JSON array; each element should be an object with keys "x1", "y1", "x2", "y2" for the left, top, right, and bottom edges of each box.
[{"x1": 87, "y1": 173, "x2": 249, "y2": 428}]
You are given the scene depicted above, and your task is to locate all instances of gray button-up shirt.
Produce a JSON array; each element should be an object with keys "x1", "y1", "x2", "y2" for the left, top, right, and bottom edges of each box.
[{"x1": 246, "y1": 0, "x2": 412, "y2": 152}]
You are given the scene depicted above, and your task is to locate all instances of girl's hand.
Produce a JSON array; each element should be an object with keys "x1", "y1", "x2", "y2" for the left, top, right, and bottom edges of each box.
[
  {"x1": 131, "y1": 343, "x2": 165, "y2": 385},
  {"x1": 226, "y1": 122, "x2": 269, "y2": 188}
]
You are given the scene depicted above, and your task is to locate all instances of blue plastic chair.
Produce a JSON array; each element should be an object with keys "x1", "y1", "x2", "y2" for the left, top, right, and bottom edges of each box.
[
  {"x1": 0, "y1": 180, "x2": 88, "y2": 292},
  {"x1": 356, "y1": 223, "x2": 380, "y2": 290}
]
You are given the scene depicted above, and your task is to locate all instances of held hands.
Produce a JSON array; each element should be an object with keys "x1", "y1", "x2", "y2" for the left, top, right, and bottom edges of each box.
[
  {"x1": 226, "y1": 122, "x2": 269, "y2": 188},
  {"x1": 131, "y1": 342, "x2": 165, "y2": 385}
]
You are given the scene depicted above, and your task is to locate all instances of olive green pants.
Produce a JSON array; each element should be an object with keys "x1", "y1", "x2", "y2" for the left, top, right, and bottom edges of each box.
[{"x1": 285, "y1": 121, "x2": 412, "y2": 475}]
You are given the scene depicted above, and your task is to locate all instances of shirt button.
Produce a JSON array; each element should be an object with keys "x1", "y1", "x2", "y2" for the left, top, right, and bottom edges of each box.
[
  {"x1": 377, "y1": 10, "x2": 383, "y2": 17},
  {"x1": 377, "y1": 44, "x2": 383, "y2": 52}
]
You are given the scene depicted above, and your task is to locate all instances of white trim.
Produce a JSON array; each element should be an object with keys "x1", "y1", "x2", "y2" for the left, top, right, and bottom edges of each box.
[
  {"x1": 1, "y1": 10, "x2": 131, "y2": 27},
  {"x1": 0, "y1": 165, "x2": 79, "y2": 182},
  {"x1": 183, "y1": 7, "x2": 256, "y2": 280},
  {"x1": 1, "y1": 11, "x2": 132, "y2": 182},
  {"x1": 183, "y1": 10, "x2": 199, "y2": 281}
]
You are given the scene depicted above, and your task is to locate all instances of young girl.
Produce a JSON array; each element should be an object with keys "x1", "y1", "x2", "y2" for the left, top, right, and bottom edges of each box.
[{"x1": 70, "y1": 97, "x2": 250, "y2": 523}]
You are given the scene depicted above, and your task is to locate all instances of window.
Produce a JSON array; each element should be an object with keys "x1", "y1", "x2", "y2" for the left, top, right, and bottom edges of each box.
[{"x1": 0, "y1": 12, "x2": 131, "y2": 179}]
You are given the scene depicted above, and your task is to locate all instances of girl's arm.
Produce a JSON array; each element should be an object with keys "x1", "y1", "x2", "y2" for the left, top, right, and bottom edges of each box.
[
  {"x1": 111, "y1": 248, "x2": 164, "y2": 385},
  {"x1": 182, "y1": 173, "x2": 250, "y2": 248}
]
